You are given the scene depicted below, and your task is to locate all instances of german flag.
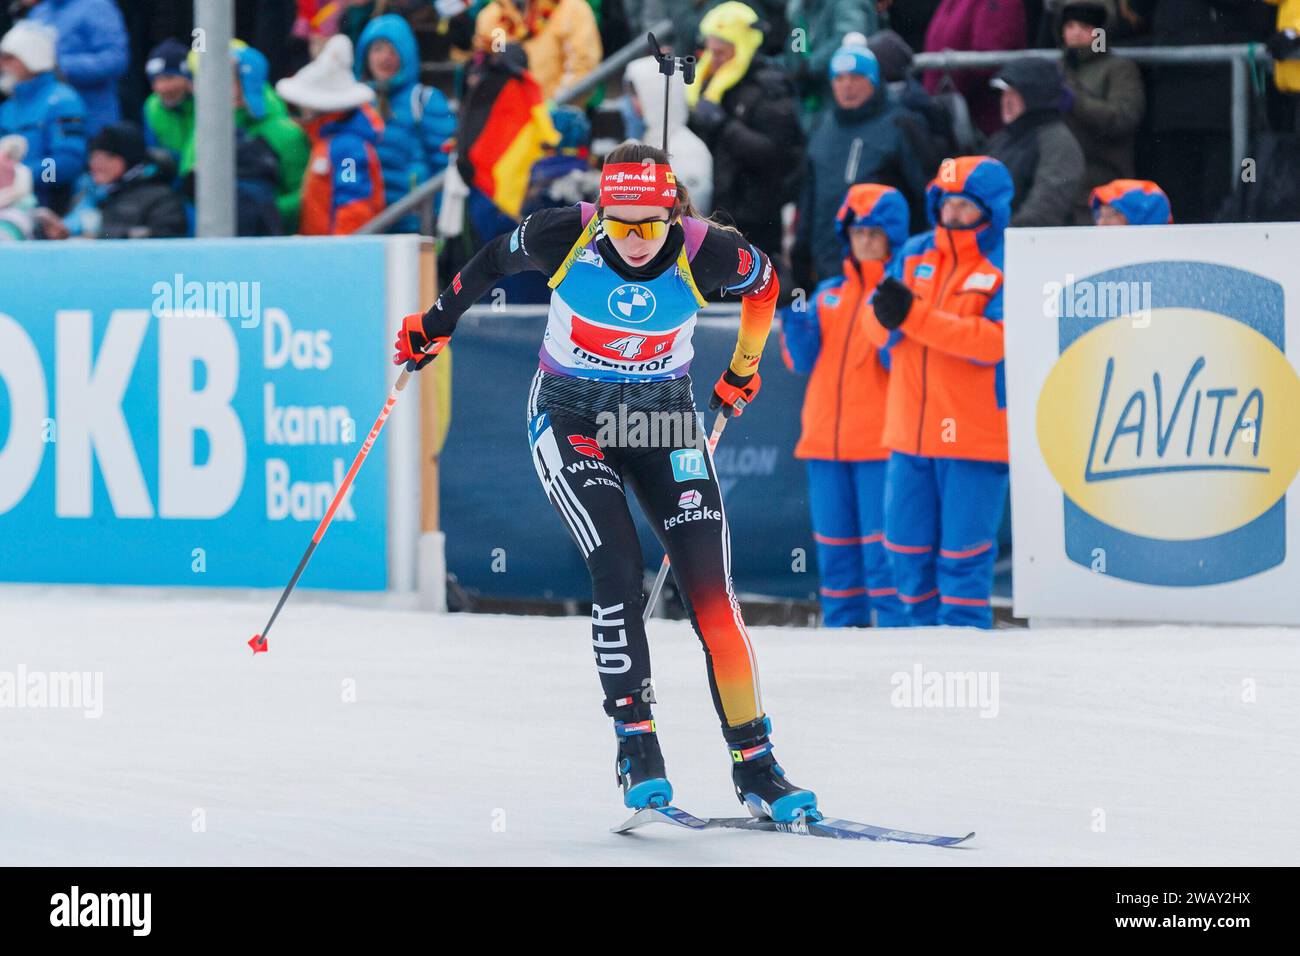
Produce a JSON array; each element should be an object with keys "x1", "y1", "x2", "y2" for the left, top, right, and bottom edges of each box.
[{"x1": 456, "y1": 45, "x2": 560, "y2": 219}]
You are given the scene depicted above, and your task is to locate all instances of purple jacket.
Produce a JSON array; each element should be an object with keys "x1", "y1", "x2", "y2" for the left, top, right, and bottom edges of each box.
[{"x1": 921, "y1": 0, "x2": 1027, "y2": 136}]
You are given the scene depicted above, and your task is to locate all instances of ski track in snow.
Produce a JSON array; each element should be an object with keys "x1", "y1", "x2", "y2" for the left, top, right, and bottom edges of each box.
[{"x1": 1, "y1": 588, "x2": 1296, "y2": 866}]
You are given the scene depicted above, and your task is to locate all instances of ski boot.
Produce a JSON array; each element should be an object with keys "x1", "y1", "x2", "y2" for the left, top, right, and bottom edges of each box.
[
  {"x1": 724, "y1": 716, "x2": 819, "y2": 823},
  {"x1": 606, "y1": 695, "x2": 673, "y2": 809}
]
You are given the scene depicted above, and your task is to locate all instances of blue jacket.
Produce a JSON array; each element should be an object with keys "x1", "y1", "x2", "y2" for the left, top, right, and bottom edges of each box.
[
  {"x1": 0, "y1": 71, "x2": 86, "y2": 208},
  {"x1": 28, "y1": 0, "x2": 128, "y2": 136},
  {"x1": 355, "y1": 14, "x2": 454, "y2": 233},
  {"x1": 796, "y1": 87, "x2": 929, "y2": 283}
]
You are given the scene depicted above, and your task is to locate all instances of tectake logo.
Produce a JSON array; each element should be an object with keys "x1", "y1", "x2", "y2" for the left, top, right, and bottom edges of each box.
[
  {"x1": 678, "y1": 489, "x2": 702, "y2": 509},
  {"x1": 1036, "y1": 261, "x2": 1300, "y2": 586},
  {"x1": 608, "y1": 284, "x2": 656, "y2": 324},
  {"x1": 663, "y1": 506, "x2": 719, "y2": 530}
]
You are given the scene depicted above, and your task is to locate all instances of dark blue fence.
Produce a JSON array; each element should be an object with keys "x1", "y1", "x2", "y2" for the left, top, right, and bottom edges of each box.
[
  {"x1": 440, "y1": 310, "x2": 819, "y2": 602},
  {"x1": 439, "y1": 309, "x2": 1013, "y2": 606}
]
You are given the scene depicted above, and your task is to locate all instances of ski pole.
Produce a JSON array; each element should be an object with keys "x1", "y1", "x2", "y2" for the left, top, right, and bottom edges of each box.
[
  {"x1": 248, "y1": 365, "x2": 416, "y2": 654},
  {"x1": 642, "y1": 410, "x2": 729, "y2": 623}
]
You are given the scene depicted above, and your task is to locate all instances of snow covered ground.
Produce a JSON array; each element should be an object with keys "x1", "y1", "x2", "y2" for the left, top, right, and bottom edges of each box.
[{"x1": 2, "y1": 587, "x2": 1296, "y2": 866}]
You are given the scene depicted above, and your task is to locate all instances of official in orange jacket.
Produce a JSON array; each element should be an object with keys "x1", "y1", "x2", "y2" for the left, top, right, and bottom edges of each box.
[
  {"x1": 1089, "y1": 178, "x2": 1172, "y2": 225},
  {"x1": 866, "y1": 155, "x2": 1014, "y2": 628},
  {"x1": 782, "y1": 184, "x2": 910, "y2": 627}
]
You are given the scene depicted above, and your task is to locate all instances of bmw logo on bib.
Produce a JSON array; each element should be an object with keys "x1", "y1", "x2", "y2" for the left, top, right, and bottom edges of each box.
[{"x1": 608, "y1": 284, "x2": 656, "y2": 324}]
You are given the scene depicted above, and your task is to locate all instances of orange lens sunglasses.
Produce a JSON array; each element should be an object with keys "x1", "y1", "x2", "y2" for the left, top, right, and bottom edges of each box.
[{"x1": 601, "y1": 216, "x2": 671, "y2": 240}]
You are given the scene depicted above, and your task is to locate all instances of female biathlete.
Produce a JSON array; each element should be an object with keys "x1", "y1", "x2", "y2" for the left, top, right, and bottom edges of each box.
[{"x1": 392, "y1": 143, "x2": 817, "y2": 823}]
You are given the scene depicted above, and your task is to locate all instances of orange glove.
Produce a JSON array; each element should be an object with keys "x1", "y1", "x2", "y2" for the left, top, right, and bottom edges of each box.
[
  {"x1": 392, "y1": 313, "x2": 448, "y2": 371},
  {"x1": 709, "y1": 370, "x2": 761, "y2": 417}
]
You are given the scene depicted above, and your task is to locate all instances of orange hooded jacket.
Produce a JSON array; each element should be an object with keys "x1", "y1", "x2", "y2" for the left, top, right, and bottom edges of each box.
[
  {"x1": 783, "y1": 184, "x2": 911, "y2": 461},
  {"x1": 865, "y1": 156, "x2": 1014, "y2": 463}
]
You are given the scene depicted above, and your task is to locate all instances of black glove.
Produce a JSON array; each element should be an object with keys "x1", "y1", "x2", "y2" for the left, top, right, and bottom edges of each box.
[
  {"x1": 872, "y1": 276, "x2": 915, "y2": 330},
  {"x1": 691, "y1": 99, "x2": 727, "y2": 141}
]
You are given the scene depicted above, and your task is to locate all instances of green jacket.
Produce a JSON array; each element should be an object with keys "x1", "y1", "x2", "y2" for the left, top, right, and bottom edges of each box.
[
  {"x1": 236, "y1": 88, "x2": 309, "y2": 229},
  {"x1": 143, "y1": 92, "x2": 194, "y2": 162},
  {"x1": 142, "y1": 87, "x2": 309, "y2": 230}
]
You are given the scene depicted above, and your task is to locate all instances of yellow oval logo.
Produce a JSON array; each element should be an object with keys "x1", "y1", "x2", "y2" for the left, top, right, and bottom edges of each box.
[{"x1": 1037, "y1": 308, "x2": 1300, "y2": 541}]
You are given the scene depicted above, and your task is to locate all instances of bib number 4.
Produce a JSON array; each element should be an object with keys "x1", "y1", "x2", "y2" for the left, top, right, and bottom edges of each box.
[{"x1": 606, "y1": 334, "x2": 647, "y2": 359}]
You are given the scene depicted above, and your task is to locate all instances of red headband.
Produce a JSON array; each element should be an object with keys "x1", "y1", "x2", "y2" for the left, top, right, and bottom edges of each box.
[{"x1": 599, "y1": 162, "x2": 678, "y2": 208}]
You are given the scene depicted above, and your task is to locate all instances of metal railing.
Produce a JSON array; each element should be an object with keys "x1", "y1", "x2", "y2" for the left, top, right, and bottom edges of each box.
[
  {"x1": 362, "y1": 38, "x2": 1270, "y2": 234},
  {"x1": 912, "y1": 43, "x2": 1269, "y2": 192},
  {"x1": 357, "y1": 20, "x2": 674, "y2": 235}
]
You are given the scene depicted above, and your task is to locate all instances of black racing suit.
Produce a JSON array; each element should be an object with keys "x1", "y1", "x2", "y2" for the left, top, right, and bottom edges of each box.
[{"x1": 424, "y1": 205, "x2": 777, "y2": 729}]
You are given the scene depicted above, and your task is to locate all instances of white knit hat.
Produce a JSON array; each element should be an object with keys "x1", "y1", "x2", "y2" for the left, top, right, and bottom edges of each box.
[
  {"x1": 0, "y1": 20, "x2": 58, "y2": 74},
  {"x1": 275, "y1": 34, "x2": 374, "y2": 113}
]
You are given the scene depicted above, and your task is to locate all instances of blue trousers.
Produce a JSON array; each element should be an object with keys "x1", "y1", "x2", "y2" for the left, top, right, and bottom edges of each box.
[
  {"x1": 806, "y1": 459, "x2": 907, "y2": 627},
  {"x1": 882, "y1": 452, "x2": 1008, "y2": 629}
]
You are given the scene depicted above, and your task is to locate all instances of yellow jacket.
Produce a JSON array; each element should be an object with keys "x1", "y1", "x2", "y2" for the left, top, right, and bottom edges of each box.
[
  {"x1": 475, "y1": 0, "x2": 603, "y2": 100},
  {"x1": 1267, "y1": 0, "x2": 1300, "y2": 92}
]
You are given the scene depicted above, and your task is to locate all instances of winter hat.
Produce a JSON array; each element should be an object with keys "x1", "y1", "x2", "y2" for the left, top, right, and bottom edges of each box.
[
  {"x1": 0, "y1": 20, "x2": 57, "y2": 74},
  {"x1": 1090, "y1": 178, "x2": 1173, "y2": 224},
  {"x1": 690, "y1": 2, "x2": 765, "y2": 107},
  {"x1": 233, "y1": 42, "x2": 270, "y2": 120},
  {"x1": 276, "y1": 34, "x2": 375, "y2": 113},
  {"x1": 184, "y1": 40, "x2": 270, "y2": 118},
  {"x1": 549, "y1": 105, "x2": 591, "y2": 151},
  {"x1": 866, "y1": 29, "x2": 915, "y2": 85},
  {"x1": 829, "y1": 32, "x2": 880, "y2": 86},
  {"x1": 991, "y1": 58, "x2": 1067, "y2": 114},
  {"x1": 925, "y1": 155, "x2": 1014, "y2": 236},
  {"x1": 835, "y1": 183, "x2": 910, "y2": 253},
  {"x1": 90, "y1": 122, "x2": 149, "y2": 170},
  {"x1": 0, "y1": 135, "x2": 33, "y2": 209},
  {"x1": 1060, "y1": 2, "x2": 1108, "y2": 31},
  {"x1": 145, "y1": 38, "x2": 192, "y2": 81}
]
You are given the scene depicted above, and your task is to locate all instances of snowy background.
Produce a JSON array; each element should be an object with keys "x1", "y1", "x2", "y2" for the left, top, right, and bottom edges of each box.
[{"x1": 2, "y1": 587, "x2": 1296, "y2": 866}]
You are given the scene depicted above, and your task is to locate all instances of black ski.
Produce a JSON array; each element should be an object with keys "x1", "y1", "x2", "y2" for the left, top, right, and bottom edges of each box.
[{"x1": 612, "y1": 805, "x2": 974, "y2": 846}]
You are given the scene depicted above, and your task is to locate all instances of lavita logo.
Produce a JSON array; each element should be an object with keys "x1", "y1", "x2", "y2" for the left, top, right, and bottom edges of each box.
[{"x1": 1036, "y1": 261, "x2": 1300, "y2": 585}]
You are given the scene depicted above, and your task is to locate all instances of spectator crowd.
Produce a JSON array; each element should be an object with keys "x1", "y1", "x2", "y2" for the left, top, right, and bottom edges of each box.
[
  {"x1": 0, "y1": 0, "x2": 1297, "y2": 624},
  {"x1": 0, "y1": 0, "x2": 1295, "y2": 245}
]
